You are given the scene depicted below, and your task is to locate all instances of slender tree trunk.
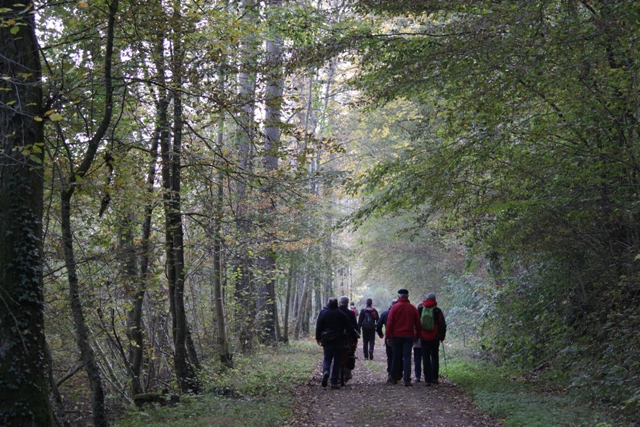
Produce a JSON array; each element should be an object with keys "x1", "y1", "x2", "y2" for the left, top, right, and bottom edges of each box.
[
  {"x1": 214, "y1": 167, "x2": 232, "y2": 366},
  {"x1": 257, "y1": 0, "x2": 284, "y2": 345},
  {"x1": 61, "y1": 192, "x2": 109, "y2": 427},
  {"x1": 0, "y1": 3, "x2": 54, "y2": 424},
  {"x1": 126, "y1": 129, "x2": 159, "y2": 397},
  {"x1": 234, "y1": 0, "x2": 259, "y2": 352},
  {"x1": 58, "y1": 2, "x2": 119, "y2": 425},
  {"x1": 282, "y1": 263, "x2": 295, "y2": 343},
  {"x1": 163, "y1": 1, "x2": 199, "y2": 391}
]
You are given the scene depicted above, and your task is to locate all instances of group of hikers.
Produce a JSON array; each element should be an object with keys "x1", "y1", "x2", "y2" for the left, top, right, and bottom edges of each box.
[{"x1": 315, "y1": 289, "x2": 446, "y2": 389}]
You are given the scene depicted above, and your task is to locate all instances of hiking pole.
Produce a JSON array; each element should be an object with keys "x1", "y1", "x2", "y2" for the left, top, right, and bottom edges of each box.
[{"x1": 441, "y1": 341, "x2": 448, "y2": 376}]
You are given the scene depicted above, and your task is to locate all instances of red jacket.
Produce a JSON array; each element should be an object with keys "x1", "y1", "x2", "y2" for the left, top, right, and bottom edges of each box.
[
  {"x1": 385, "y1": 297, "x2": 422, "y2": 340},
  {"x1": 419, "y1": 299, "x2": 446, "y2": 341}
]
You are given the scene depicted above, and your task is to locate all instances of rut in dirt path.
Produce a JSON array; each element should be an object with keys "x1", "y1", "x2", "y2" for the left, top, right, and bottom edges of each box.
[{"x1": 287, "y1": 337, "x2": 501, "y2": 427}]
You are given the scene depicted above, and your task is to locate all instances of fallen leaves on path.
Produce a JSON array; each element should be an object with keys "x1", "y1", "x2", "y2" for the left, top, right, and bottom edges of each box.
[{"x1": 285, "y1": 339, "x2": 501, "y2": 427}]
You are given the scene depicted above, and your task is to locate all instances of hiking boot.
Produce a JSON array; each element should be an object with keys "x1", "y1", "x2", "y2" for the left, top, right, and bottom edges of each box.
[
  {"x1": 369, "y1": 354, "x2": 373, "y2": 360},
  {"x1": 387, "y1": 375, "x2": 397, "y2": 384},
  {"x1": 414, "y1": 377, "x2": 421, "y2": 382},
  {"x1": 404, "y1": 380, "x2": 412, "y2": 387},
  {"x1": 330, "y1": 384, "x2": 340, "y2": 390},
  {"x1": 432, "y1": 379, "x2": 439, "y2": 385},
  {"x1": 321, "y1": 371, "x2": 329, "y2": 387},
  {"x1": 425, "y1": 381, "x2": 432, "y2": 387}
]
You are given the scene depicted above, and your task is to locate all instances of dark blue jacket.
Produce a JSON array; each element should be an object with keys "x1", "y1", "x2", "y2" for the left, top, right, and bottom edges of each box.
[{"x1": 376, "y1": 309, "x2": 391, "y2": 339}]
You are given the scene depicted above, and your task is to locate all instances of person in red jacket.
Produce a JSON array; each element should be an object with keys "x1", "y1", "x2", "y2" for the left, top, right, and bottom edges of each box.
[
  {"x1": 418, "y1": 293, "x2": 447, "y2": 386},
  {"x1": 385, "y1": 289, "x2": 422, "y2": 386}
]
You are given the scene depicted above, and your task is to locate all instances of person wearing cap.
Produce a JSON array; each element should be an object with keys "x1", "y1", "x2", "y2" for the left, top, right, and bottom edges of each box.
[
  {"x1": 418, "y1": 293, "x2": 447, "y2": 385},
  {"x1": 385, "y1": 289, "x2": 422, "y2": 386},
  {"x1": 376, "y1": 299, "x2": 397, "y2": 380},
  {"x1": 358, "y1": 298, "x2": 379, "y2": 360}
]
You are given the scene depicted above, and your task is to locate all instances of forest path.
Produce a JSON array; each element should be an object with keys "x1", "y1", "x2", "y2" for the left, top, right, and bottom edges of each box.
[{"x1": 286, "y1": 336, "x2": 500, "y2": 427}]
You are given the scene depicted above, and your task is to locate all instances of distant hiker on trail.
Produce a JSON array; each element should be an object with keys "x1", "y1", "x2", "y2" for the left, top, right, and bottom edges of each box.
[
  {"x1": 376, "y1": 299, "x2": 396, "y2": 381},
  {"x1": 385, "y1": 289, "x2": 422, "y2": 386},
  {"x1": 418, "y1": 293, "x2": 447, "y2": 386},
  {"x1": 413, "y1": 303, "x2": 423, "y2": 382},
  {"x1": 316, "y1": 298, "x2": 359, "y2": 389},
  {"x1": 349, "y1": 301, "x2": 358, "y2": 317},
  {"x1": 358, "y1": 298, "x2": 379, "y2": 360}
]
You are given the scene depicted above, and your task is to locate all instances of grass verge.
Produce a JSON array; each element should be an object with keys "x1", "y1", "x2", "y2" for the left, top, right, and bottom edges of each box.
[
  {"x1": 444, "y1": 344, "x2": 623, "y2": 427},
  {"x1": 115, "y1": 340, "x2": 318, "y2": 427}
]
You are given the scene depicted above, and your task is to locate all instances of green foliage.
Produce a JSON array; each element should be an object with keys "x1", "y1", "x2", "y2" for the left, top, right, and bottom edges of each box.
[
  {"x1": 116, "y1": 342, "x2": 318, "y2": 427},
  {"x1": 446, "y1": 347, "x2": 626, "y2": 427},
  {"x1": 345, "y1": 0, "x2": 640, "y2": 412}
]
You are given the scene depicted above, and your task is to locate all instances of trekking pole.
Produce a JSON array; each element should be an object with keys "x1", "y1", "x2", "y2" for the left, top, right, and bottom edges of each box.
[{"x1": 441, "y1": 341, "x2": 448, "y2": 376}]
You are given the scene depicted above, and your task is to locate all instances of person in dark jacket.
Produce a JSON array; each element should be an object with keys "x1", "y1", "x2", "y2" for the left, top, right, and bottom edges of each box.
[
  {"x1": 385, "y1": 289, "x2": 422, "y2": 386},
  {"x1": 418, "y1": 293, "x2": 447, "y2": 385},
  {"x1": 339, "y1": 296, "x2": 359, "y2": 381},
  {"x1": 358, "y1": 298, "x2": 379, "y2": 360},
  {"x1": 316, "y1": 298, "x2": 359, "y2": 389},
  {"x1": 339, "y1": 296, "x2": 358, "y2": 331},
  {"x1": 376, "y1": 299, "x2": 396, "y2": 380}
]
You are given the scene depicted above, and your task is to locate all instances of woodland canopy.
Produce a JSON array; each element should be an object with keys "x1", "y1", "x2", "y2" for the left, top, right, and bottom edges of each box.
[{"x1": 1, "y1": 0, "x2": 639, "y2": 425}]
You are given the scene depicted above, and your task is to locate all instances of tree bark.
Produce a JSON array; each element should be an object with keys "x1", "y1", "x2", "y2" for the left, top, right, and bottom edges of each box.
[{"x1": 0, "y1": 2, "x2": 55, "y2": 424}]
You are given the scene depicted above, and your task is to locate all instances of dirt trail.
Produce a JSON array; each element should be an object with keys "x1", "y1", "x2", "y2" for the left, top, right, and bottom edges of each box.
[{"x1": 287, "y1": 337, "x2": 501, "y2": 427}]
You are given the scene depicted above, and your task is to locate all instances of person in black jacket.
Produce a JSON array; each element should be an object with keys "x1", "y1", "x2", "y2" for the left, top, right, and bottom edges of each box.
[
  {"x1": 316, "y1": 298, "x2": 359, "y2": 389},
  {"x1": 376, "y1": 299, "x2": 397, "y2": 380},
  {"x1": 338, "y1": 296, "x2": 359, "y2": 382},
  {"x1": 358, "y1": 298, "x2": 380, "y2": 360},
  {"x1": 339, "y1": 296, "x2": 358, "y2": 331}
]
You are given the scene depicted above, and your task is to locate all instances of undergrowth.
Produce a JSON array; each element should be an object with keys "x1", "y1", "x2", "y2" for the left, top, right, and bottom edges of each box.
[
  {"x1": 444, "y1": 343, "x2": 633, "y2": 427},
  {"x1": 115, "y1": 340, "x2": 318, "y2": 427}
]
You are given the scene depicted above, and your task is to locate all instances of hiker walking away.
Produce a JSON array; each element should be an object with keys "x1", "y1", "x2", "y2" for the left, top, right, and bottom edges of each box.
[
  {"x1": 339, "y1": 296, "x2": 359, "y2": 382},
  {"x1": 339, "y1": 296, "x2": 359, "y2": 332},
  {"x1": 316, "y1": 298, "x2": 359, "y2": 389},
  {"x1": 376, "y1": 299, "x2": 396, "y2": 381},
  {"x1": 418, "y1": 293, "x2": 447, "y2": 386},
  {"x1": 358, "y1": 298, "x2": 379, "y2": 360},
  {"x1": 413, "y1": 303, "x2": 423, "y2": 382},
  {"x1": 385, "y1": 289, "x2": 422, "y2": 386},
  {"x1": 349, "y1": 301, "x2": 358, "y2": 317}
]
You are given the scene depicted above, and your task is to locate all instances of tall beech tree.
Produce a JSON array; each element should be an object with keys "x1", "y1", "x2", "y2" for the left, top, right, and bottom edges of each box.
[{"x1": 0, "y1": 1, "x2": 55, "y2": 425}]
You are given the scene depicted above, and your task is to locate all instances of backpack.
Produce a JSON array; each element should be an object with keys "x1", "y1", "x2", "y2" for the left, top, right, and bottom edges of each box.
[
  {"x1": 421, "y1": 306, "x2": 436, "y2": 331},
  {"x1": 362, "y1": 309, "x2": 376, "y2": 329}
]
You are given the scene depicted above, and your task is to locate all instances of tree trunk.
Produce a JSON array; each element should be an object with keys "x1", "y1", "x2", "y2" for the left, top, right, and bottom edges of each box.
[
  {"x1": 282, "y1": 263, "x2": 295, "y2": 343},
  {"x1": 58, "y1": 2, "x2": 119, "y2": 425},
  {"x1": 235, "y1": 0, "x2": 259, "y2": 353},
  {"x1": 0, "y1": 2, "x2": 55, "y2": 424},
  {"x1": 214, "y1": 167, "x2": 232, "y2": 366},
  {"x1": 161, "y1": 3, "x2": 199, "y2": 391},
  {"x1": 257, "y1": 0, "x2": 284, "y2": 345},
  {"x1": 126, "y1": 127, "x2": 159, "y2": 397}
]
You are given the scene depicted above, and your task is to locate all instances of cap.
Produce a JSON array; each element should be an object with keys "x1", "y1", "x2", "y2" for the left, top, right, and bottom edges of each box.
[
  {"x1": 397, "y1": 289, "x2": 409, "y2": 297},
  {"x1": 426, "y1": 293, "x2": 436, "y2": 301}
]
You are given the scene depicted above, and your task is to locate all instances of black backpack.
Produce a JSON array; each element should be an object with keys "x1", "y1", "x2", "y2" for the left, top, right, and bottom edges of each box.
[{"x1": 362, "y1": 309, "x2": 376, "y2": 329}]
